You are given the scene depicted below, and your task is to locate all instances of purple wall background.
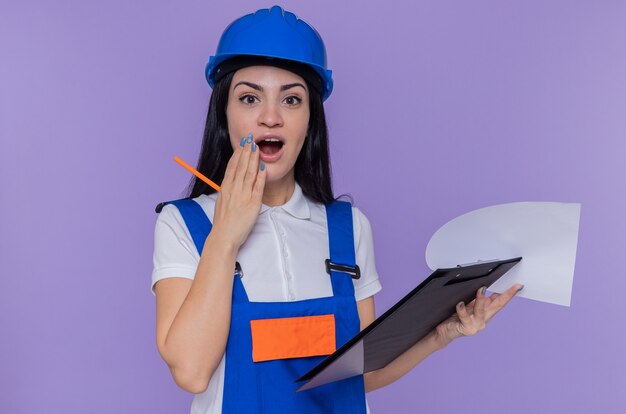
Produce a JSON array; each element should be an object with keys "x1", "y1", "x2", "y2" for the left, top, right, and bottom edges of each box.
[{"x1": 1, "y1": 1, "x2": 625, "y2": 412}]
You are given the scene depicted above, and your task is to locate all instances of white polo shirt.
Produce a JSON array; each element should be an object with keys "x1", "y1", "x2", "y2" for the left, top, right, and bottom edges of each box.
[{"x1": 151, "y1": 182, "x2": 382, "y2": 413}]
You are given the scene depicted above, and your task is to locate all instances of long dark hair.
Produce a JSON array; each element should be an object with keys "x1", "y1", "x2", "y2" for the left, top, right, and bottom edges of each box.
[{"x1": 184, "y1": 70, "x2": 337, "y2": 204}]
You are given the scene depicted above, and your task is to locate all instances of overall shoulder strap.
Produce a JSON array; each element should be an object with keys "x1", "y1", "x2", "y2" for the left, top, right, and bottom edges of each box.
[
  {"x1": 161, "y1": 199, "x2": 213, "y2": 255},
  {"x1": 325, "y1": 200, "x2": 358, "y2": 297}
]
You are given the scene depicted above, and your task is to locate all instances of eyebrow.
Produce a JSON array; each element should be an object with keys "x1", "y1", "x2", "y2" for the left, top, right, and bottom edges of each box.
[{"x1": 233, "y1": 81, "x2": 307, "y2": 92}]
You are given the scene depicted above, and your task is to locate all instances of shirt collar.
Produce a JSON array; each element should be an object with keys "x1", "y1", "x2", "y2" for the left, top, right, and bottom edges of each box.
[{"x1": 259, "y1": 182, "x2": 311, "y2": 220}]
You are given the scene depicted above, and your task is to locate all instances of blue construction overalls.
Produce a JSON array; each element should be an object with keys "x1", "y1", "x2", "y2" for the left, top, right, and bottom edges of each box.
[{"x1": 162, "y1": 198, "x2": 367, "y2": 413}]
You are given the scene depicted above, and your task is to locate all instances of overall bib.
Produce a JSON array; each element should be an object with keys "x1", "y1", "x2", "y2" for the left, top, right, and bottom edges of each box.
[{"x1": 164, "y1": 198, "x2": 367, "y2": 413}]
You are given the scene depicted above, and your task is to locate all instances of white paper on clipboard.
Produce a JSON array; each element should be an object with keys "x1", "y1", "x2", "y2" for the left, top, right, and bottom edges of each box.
[{"x1": 425, "y1": 202, "x2": 581, "y2": 307}]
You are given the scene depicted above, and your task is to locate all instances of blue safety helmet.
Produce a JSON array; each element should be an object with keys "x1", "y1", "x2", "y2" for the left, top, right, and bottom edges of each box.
[{"x1": 205, "y1": 5, "x2": 334, "y2": 101}]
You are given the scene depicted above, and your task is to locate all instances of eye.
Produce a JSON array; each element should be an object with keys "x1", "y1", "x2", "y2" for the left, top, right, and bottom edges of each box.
[
  {"x1": 239, "y1": 94, "x2": 259, "y2": 105},
  {"x1": 283, "y1": 96, "x2": 302, "y2": 106}
]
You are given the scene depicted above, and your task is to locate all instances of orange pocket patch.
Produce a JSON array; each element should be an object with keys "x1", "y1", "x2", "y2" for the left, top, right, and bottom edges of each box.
[{"x1": 250, "y1": 314, "x2": 336, "y2": 362}]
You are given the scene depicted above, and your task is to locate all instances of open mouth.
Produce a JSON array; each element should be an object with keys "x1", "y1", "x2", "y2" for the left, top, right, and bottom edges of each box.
[{"x1": 257, "y1": 137, "x2": 284, "y2": 155}]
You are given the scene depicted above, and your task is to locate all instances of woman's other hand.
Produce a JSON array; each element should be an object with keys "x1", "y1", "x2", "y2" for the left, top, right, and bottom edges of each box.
[
  {"x1": 211, "y1": 133, "x2": 266, "y2": 249},
  {"x1": 432, "y1": 283, "x2": 524, "y2": 348}
]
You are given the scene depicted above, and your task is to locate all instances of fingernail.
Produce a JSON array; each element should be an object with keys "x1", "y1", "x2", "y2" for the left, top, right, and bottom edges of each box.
[
  {"x1": 458, "y1": 301, "x2": 465, "y2": 309},
  {"x1": 480, "y1": 286, "x2": 486, "y2": 295},
  {"x1": 247, "y1": 134, "x2": 253, "y2": 143},
  {"x1": 260, "y1": 162, "x2": 265, "y2": 171},
  {"x1": 240, "y1": 137, "x2": 246, "y2": 147},
  {"x1": 252, "y1": 142, "x2": 257, "y2": 152},
  {"x1": 517, "y1": 285, "x2": 525, "y2": 292}
]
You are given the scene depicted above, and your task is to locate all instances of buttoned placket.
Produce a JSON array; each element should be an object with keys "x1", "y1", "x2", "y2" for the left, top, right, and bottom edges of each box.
[{"x1": 269, "y1": 208, "x2": 296, "y2": 301}]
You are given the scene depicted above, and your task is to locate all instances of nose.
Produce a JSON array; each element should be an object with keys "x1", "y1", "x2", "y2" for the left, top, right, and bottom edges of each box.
[{"x1": 257, "y1": 101, "x2": 283, "y2": 128}]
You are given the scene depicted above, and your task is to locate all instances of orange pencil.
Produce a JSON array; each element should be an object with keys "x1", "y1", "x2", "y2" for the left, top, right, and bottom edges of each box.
[{"x1": 173, "y1": 156, "x2": 221, "y2": 192}]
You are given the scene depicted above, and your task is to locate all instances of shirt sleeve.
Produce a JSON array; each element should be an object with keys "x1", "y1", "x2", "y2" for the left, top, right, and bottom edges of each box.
[
  {"x1": 150, "y1": 203, "x2": 201, "y2": 296},
  {"x1": 352, "y1": 207, "x2": 382, "y2": 302}
]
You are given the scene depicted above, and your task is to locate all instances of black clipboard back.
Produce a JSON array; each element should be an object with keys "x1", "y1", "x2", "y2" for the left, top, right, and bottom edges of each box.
[{"x1": 296, "y1": 257, "x2": 522, "y2": 391}]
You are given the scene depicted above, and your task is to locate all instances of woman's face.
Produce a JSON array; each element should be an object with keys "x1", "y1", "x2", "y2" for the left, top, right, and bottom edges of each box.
[{"x1": 226, "y1": 65, "x2": 310, "y2": 186}]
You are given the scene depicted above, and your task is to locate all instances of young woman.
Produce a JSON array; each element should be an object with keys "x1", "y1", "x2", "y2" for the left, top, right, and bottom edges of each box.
[{"x1": 151, "y1": 5, "x2": 522, "y2": 413}]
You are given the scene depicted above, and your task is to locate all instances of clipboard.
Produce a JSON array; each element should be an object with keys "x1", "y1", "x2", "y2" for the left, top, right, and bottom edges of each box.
[{"x1": 295, "y1": 257, "x2": 522, "y2": 391}]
